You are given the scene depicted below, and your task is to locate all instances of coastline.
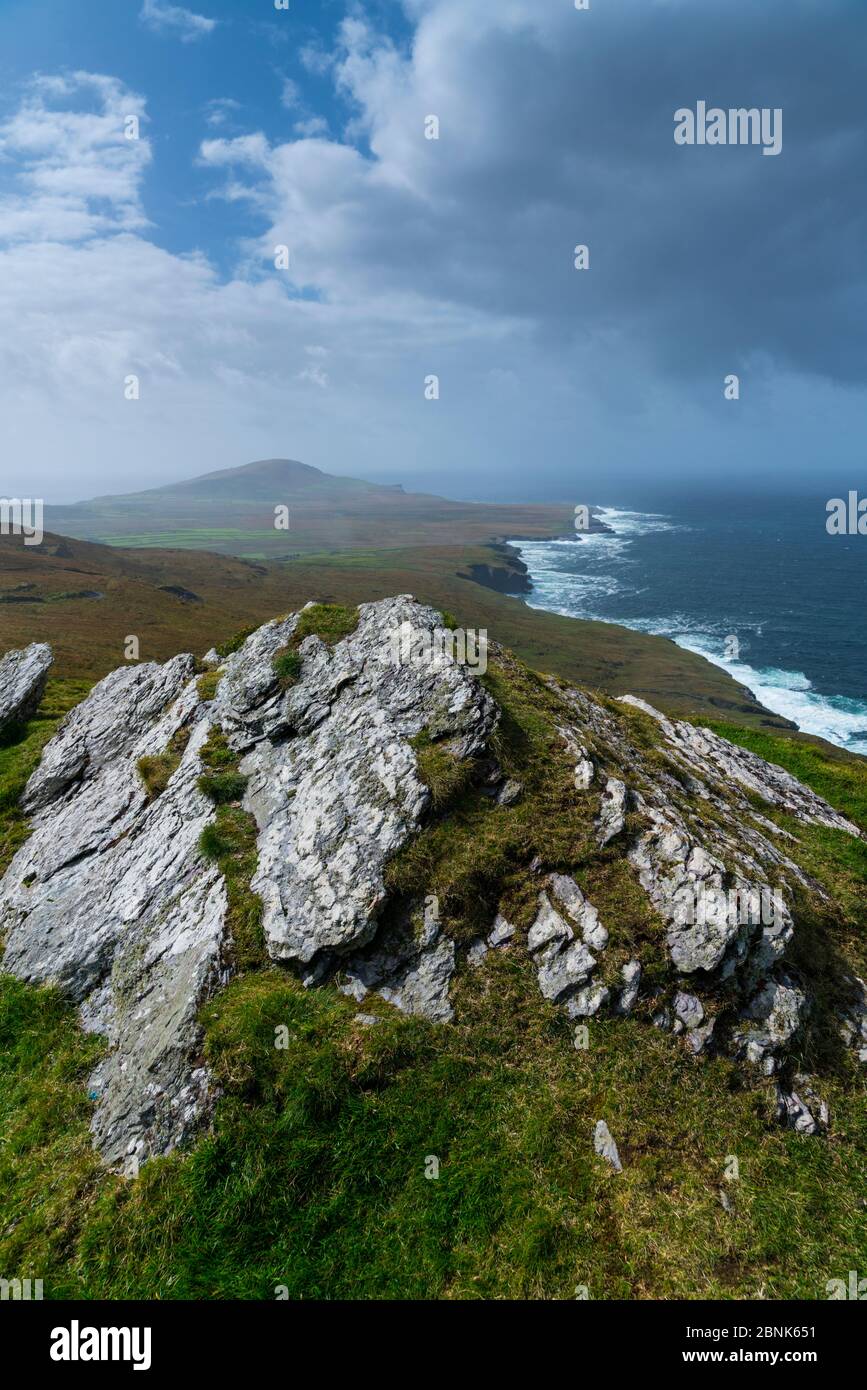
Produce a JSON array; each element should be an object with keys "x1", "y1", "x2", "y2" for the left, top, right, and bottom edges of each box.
[{"x1": 509, "y1": 512, "x2": 867, "y2": 757}]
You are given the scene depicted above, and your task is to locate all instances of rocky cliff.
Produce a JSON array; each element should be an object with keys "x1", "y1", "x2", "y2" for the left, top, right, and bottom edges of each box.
[{"x1": 0, "y1": 597, "x2": 864, "y2": 1176}]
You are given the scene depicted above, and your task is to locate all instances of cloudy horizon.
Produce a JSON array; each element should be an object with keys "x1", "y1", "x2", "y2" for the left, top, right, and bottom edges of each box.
[{"x1": 0, "y1": 0, "x2": 865, "y2": 505}]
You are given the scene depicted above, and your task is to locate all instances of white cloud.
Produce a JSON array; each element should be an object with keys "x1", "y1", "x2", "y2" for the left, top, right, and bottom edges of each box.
[
  {"x1": 2, "y1": 0, "x2": 867, "y2": 504},
  {"x1": 299, "y1": 363, "x2": 329, "y2": 388},
  {"x1": 204, "y1": 97, "x2": 242, "y2": 129},
  {"x1": 279, "y1": 78, "x2": 301, "y2": 110},
  {"x1": 139, "y1": 0, "x2": 217, "y2": 42},
  {"x1": 293, "y1": 115, "x2": 329, "y2": 138},
  {"x1": 0, "y1": 73, "x2": 150, "y2": 243},
  {"x1": 279, "y1": 77, "x2": 329, "y2": 137},
  {"x1": 0, "y1": 71, "x2": 515, "y2": 500}
]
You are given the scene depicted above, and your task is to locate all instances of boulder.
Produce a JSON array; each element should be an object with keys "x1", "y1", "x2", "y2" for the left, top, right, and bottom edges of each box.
[{"x1": 0, "y1": 642, "x2": 52, "y2": 734}]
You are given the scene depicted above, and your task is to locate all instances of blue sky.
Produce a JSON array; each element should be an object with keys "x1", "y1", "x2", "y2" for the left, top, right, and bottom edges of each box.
[
  {"x1": 0, "y1": 0, "x2": 865, "y2": 504},
  {"x1": 0, "y1": 0, "x2": 388, "y2": 269}
]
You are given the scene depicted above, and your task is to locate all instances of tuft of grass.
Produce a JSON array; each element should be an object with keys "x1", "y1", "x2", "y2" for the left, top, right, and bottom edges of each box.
[
  {"x1": 198, "y1": 822, "x2": 230, "y2": 859},
  {"x1": 293, "y1": 603, "x2": 358, "y2": 646},
  {"x1": 197, "y1": 771, "x2": 247, "y2": 805},
  {"x1": 136, "y1": 728, "x2": 191, "y2": 801},
  {"x1": 273, "y1": 647, "x2": 302, "y2": 687},
  {"x1": 411, "y1": 731, "x2": 474, "y2": 812},
  {"x1": 215, "y1": 625, "x2": 258, "y2": 659},
  {"x1": 196, "y1": 670, "x2": 222, "y2": 702},
  {"x1": 195, "y1": 731, "x2": 265, "y2": 974}
]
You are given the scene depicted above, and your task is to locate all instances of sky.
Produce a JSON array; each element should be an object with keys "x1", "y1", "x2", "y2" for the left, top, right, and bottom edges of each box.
[{"x1": 0, "y1": 0, "x2": 865, "y2": 504}]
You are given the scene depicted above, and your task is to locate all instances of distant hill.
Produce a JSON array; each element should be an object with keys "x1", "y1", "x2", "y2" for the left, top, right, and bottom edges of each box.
[
  {"x1": 45, "y1": 457, "x2": 578, "y2": 558},
  {"x1": 87, "y1": 458, "x2": 400, "y2": 502}
]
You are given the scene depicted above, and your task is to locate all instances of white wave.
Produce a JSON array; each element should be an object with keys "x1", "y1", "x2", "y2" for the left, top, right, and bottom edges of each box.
[
  {"x1": 675, "y1": 635, "x2": 867, "y2": 754},
  {"x1": 594, "y1": 507, "x2": 681, "y2": 537},
  {"x1": 513, "y1": 536, "x2": 867, "y2": 756}
]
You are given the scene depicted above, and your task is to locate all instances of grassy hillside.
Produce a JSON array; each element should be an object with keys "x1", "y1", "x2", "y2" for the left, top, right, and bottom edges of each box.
[
  {"x1": 0, "y1": 659, "x2": 864, "y2": 1301},
  {"x1": 45, "y1": 457, "x2": 578, "y2": 558},
  {"x1": 0, "y1": 530, "x2": 788, "y2": 731}
]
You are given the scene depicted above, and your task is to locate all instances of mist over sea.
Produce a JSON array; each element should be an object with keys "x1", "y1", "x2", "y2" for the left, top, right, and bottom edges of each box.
[{"x1": 512, "y1": 497, "x2": 867, "y2": 755}]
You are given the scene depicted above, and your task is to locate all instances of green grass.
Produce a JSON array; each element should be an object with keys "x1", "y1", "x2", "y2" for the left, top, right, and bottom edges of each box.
[
  {"x1": 410, "y1": 731, "x2": 476, "y2": 812},
  {"x1": 136, "y1": 728, "x2": 191, "y2": 801},
  {"x1": 197, "y1": 771, "x2": 248, "y2": 805},
  {"x1": 196, "y1": 669, "x2": 222, "y2": 701},
  {"x1": 98, "y1": 530, "x2": 282, "y2": 549},
  {"x1": 215, "y1": 625, "x2": 258, "y2": 659},
  {"x1": 0, "y1": 957, "x2": 864, "y2": 1300},
  {"x1": 273, "y1": 647, "x2": 302, "y2": 686},
  {"x1": 195, "y1": 731, "x2": 265, "y2": 973},
  {"x1": 292, "y1": 603, "x2": 359, "y2": 646},
  {"x1": 388, "y1": 660, "x2": 608, "y2": 947},
  {"x1": 0, "y1": 668, "x2": 866, "y2": 1299}
]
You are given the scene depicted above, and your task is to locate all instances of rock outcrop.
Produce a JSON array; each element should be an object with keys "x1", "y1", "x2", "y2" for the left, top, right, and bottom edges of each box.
[
  {"x1": 0, "y1": 598, "x2": 493, "y2": 1172},
  {"x1": 0, "y1": 598, "x2": 863, "y2": 1174},
  {"x1": 0, "y1": 642, "x2": 52, "y2": 734}
]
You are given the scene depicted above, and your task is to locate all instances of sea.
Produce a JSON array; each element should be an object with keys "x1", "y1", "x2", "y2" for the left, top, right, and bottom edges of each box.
[{"x1": 511, "y1": 496, "x2": 867, "y2": 755}]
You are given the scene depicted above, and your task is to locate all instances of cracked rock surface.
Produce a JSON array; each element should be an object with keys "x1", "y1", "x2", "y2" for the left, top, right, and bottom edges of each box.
[
  {"x1": 0, "y1": 642, "x2": 52, "y2": 735},
  {"x1": 238, "y1": 597, "x2": 497, "y2": 965},
  {"x1": 0, "y1": 598, "x2": 493, "y2": 1170}
]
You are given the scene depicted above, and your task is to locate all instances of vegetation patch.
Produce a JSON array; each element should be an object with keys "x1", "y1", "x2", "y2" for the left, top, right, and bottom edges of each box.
[
  {"x1": 196, "y1": 669, "x2": 222, "y2": 702},
  {"x1": 292, "y1": 603, "x2": 359, "y2": 646},
  {"x1": 215, "y1": 625, "x2": 258, "y2": 660},
  {"x1": 273, "y1": 647, "x2": 302, "y2": 687},
  {"x1": 197, "y1": 770, "x2": 247, "y2": 805},
  {"x1": 387, "y1": 657, "x2": 600, "y2": 945},
  {"x1": 410, "y1": 731, "x2": 475, "y2": 812},
  {"x1": 136, "y1": 727, "x2": 192, "y2": 801},
  {"x1": 1, "y1": 954, "x2": 865, "y2": 1299},
  {"x1": 196, "y1": 731, "x2": 265, "y2": 974}
]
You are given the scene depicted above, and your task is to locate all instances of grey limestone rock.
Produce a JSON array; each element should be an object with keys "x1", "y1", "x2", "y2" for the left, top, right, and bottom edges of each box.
[
  {"x1": 0, "y1": 642, "x2": 52, "y2": 734},
  {"x1": 0, "y1": 598, "x2": 491, "y2": 1168},
  {"x1": 593, "y1": 1119, "x2": 623, "y2": 1172},
  {"x1": 488, "y1": 913, "x2": 516, "y2": 948},
  {"x1": 567, "y1": 982, "x2": 609, "y2": 1018},
  {"x1": 340, "y1": 902, "x2": 456, "y2": 1023},
  {"x1": 240, "y1": 597, "x2": 497, "y2": 966},
  {"x1": 617, "y1": 959, "x2": 642, "y2": 1015},
  {"x1": 731, "y1": 973, "x2": 808, "y2": 1066},
  {"x1": 775, "y1": 1079, "x2": 828, "y2": 1136},
  {"x1": 596, "y1": 777, "x2": 628, "y2": 846},
  {"x1": 528, "y1": 892, "x2": 597, "y2": 1003}
]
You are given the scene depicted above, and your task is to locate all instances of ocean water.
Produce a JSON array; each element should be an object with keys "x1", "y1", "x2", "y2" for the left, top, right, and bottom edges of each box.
[{"x1": 513, "y1": 497, "x2": 867, "y2": 755}]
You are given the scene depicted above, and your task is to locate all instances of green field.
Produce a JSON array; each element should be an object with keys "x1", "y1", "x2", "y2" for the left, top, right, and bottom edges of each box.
[{"x1": 97, "y1": 530, "x2": 285, "y2": 549}]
